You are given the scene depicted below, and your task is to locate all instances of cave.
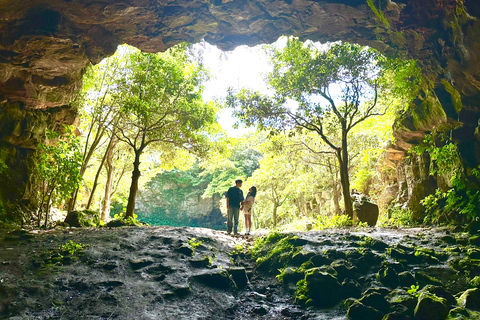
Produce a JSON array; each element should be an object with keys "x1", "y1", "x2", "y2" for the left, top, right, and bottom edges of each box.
[{"x1": 1, "y1": 0, "x2": 480, "y2": 218}]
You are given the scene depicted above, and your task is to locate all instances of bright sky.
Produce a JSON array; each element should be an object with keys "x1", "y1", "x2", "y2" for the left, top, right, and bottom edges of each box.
[
  {"x1": 196, "y1": 38, "x2": 333, "y2": 137},
  {"x1": 196, "y1": 38, "x2": 286, "y2": 137}
]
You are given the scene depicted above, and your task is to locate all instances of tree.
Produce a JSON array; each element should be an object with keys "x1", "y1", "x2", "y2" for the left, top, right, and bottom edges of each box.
[
  {"x1": 113, "y1": 45, "x2": 218, "y2": 219},
  {"x1": 67, "y1": 54, "x2": 123, "y2": 213},
  {"x1": 32, "y1": 126, "x2": 82, "y2": 227},
  {"x1": 229, "y1": 39, "x2": 388, "y2": 218}
]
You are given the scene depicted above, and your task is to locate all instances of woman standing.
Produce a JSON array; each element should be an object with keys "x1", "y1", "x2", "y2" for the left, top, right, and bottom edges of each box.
[{"x1": 243, "y1": 186, "x2": 257, "y2": 235}]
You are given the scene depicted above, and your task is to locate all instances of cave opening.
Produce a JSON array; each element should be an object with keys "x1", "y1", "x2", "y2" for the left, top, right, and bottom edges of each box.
[{"x1": 65, "y1": 36, "x2": 419, "y2": 232}]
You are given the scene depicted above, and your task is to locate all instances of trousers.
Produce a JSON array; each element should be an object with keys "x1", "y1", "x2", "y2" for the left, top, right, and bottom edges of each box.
[{"x1": 227, "y1": 207, "x2": 240, "y2": 234}]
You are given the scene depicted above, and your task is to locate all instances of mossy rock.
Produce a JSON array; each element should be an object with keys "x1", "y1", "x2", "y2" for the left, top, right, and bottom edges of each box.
[
  {"x1": 377, "y1": 267, "x2": 399, "y2": 288},
  {"x1": 358, "y1": 291, "x2": 391, "y2": 313},
  {"x1": 64, "y1": 210, "x2": 100, "y2": 228},
  {"x1": 457, "y1": 288, "x2": 480, "y2": 311},
  {"x1": 302, "y1": 268, "x2": 342, "y2": 307},
  {"x1": 447, "y1": 307, "x2": 480, "y2": 319},
  {"x1": 414, "y1": 292, "x2": 449, "y2": 320},
  {"x1": 468, "y1": 235, "x2": 480, "y2": 246},
  {"x1": 386, "y1": 288, "x2": 417, "y2": 315},
  {"x1": 347, "y1": 301, "x2": 383, "y2": 320}
]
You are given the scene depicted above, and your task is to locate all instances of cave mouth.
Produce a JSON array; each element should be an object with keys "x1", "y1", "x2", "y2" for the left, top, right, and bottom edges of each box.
[{"x1": 74, "y1": 37, "x2": 401, "y2": 230}]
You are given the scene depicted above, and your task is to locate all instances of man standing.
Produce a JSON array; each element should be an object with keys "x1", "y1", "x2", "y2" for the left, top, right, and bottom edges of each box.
[{"x1": 226, "y1": 179, "x2": 244, "y2": 235}]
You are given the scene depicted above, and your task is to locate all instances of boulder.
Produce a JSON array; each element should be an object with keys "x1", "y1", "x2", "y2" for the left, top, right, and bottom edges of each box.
[
  {"x1": 457, "y1": 288, "x2": 480, "y2": 311},
  {"x1": 64, "y1": 210, "x2": 100, "y2": 227},
  {"x1": 191, "y1": 269, "x2": 234, "y2": 290},
  {"x1": 352, "y1": 193, "x2": 379, "y2": 226},
  {"x1": 414, "y1": 292, "x2": 449, "y2": 320},
  {"x1": 358, "y1": 291, "x2": 390, "y2": 313},
  {"x1": 228, "y1": 267, "x2": 248, "y2": 288},
  {"x1": 377, "y1": 266, "x2": 399, "y2": 288},
  {"x1": 347, "y1": 301, "x2": 383, "y2": 320},
  {"x1": 305, "y1": 269, "x2": 342, "y2": 307}
]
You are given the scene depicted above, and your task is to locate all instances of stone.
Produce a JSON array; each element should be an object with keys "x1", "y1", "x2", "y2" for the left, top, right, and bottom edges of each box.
[
  {"x1": 281, "y1": 267, "x2": 305, "y2": 285},
  {"x1": 129, "y1": 258, "x2": 154, "y2": 270},
  {"x1": 101, "y1": 261, "x2": 118, "y2": 271},
  {"x1": 414, "y1": 292, "x2": 449, "y2": 320},
  {"x1": 330, "y1": 259, "x2": 356, "y2": 282},
  {"x1": 386, "y1": 289, "x2": 417, "y2": 314},
  {"x1": 175, "y1": 245, "x2": 193, "y2": 256},
  {"x1": 347, "y1": 301, "x2": 383, "y2": 320},
  {"x1": 290, "y1": 251, "x2": 315, "y2": 266},
  {"x1": 251, "y1": 305, "x2": 268, "y2": 315},
  {"x1": 64, "y1": 210, "x2": 100, "y2": 228},
  {"x1": 352, "y1": 193, "x2": 379, "y2": 226},
  {"x1": 457, "y1": 288, "x2": 480, "y2": 311},
  {"x1": 189, "y1": 256, "x2": 211, "y2": 268},
  {"x1": 398, "y1": 271, "x2": 416, "y2": 288},
  {"x1": 377, "y1": 267, "x2": 399, "y2": 288},
  {"x1": 468, "y1": 235, "x2": 480, "y2": 247},
  {"x1": 358, "y1": 292, "x2": 390, "y2": 313},
  {"x1": 228, "y1": 267, "x2": 248, "y2": 288},
  {"x1": 420, "y1": 285, "x2": 456, "y2": 307},
  {"x1": 382, "y1": 311, "x2": 412, "y2": 320},
  {"x1": 341, "y1": 278, "x2": 362, "y2": 299},
  {"x1": 305, "y1": 269, "x2": 342, "y2": 307},
  {"x1": 191, "y1": 269, "x2": 233, "y2": 290}
]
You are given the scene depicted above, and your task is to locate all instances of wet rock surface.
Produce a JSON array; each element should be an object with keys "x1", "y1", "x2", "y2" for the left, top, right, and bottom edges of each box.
[{"x1": 1, "y1": 226, "x2": 480, "y2": 319}]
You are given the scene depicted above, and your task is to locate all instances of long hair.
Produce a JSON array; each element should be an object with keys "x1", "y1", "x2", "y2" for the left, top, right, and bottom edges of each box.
[{"x1": 249, "y1": 186, "x2": 257, "y2": 198}]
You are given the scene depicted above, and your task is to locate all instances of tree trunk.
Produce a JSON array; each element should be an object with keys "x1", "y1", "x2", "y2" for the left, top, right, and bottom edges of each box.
[
  {"x1": 125, "y1": 150, "x2": 142, "y2": 219},
  {"x1": 86, "y1": 133, "x2": 116, "y2": 209},
  {"x1": 101, "y1": 138, "x2": 117, "y2": 221},
  {"x1": 332, "y1": 182, "x2": 342, "y2": 215},
  {"x1": 273, "y1": 204, "x2": 278, "y2": 229},
  {"x1": 338, "y1": 130, "x2": 353, "y2": 219}
]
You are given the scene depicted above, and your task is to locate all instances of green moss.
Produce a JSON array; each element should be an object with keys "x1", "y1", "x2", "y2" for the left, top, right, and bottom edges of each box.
[
  {"x1": 253, "y1": 234, "x2": 301, "y2": 273},
  {"x1": 294, "y1": 279, "x2": 311, "y2": 306},
  {"x1": 366, "y1": 0, "x2": 390, "y2": 29},
  {"x1": 411, "y1": 90, "x2": 447, "y2": 131},
  {"x1": 470, "y1": 276, "x2": 480, "y2": 288},
  {"x1": 442, "y1": 79, "x2": 463, "y2": 113}
]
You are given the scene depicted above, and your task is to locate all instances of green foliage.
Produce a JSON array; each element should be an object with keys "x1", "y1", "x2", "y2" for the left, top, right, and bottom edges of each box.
[
  {"x1": 366, "y1": 0, "x2": 390, "y2": 29},
  {"x1": 188, "y1": 237, "x2": 202, "y2": 250},
  {"x1": 413, "y1": 131, "x2": 480, "y2": 223},
  {"x1": 313, "y1": 215, "x2": 354, "y2": 229},
  {"x1": 249, "y1": 232, "x2": 300, "y2": 273},
  {"x1": 110, "y1": 210, "x2": 143, "y2": 227},
  {"x1": 60, "y1": 240, "x2": 89, "y2": 255},
  {"x1": 407, "y1": 284, "x2": 420, "y2": 297},
  {"x1": 294, "y1": 279, "x2": 311, "y2": 306},
  {"x1": 36, "y1": 240, "x2": 89, "y2": 270},
  {"x1": 31, "y1": 125, "x2": 83, "y2": 226},
  {"x1": 378, "y1": 207, "x2": 418, "y2": 227}
]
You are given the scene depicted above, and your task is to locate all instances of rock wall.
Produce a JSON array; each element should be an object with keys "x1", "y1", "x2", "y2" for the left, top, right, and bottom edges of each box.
[
  {"x1": 1, "y1": 0, "x2": 480, "y2": 217},
  {"x1": 135, "y1": 181, "x2": 224, "y2": 230}
]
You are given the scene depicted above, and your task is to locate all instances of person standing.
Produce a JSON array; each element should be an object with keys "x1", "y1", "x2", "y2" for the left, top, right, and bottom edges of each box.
[
  {"x1": 226, "y1": 179, "x2": 244, "y2": 235},
  {"x1": 243, "y1": 186, "x2": 257, "y2": 235}
]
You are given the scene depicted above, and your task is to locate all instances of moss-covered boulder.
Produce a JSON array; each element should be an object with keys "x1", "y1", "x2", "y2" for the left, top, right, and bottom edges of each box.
[
  {"x1": 347, "y1": 301, "x2": 383, "y2": 320},
  {"x1": 358, "y1": 291, "x2": 390, "y2": 313},
  {"x1": 386, "y1": 288, "x2": 417, "y2": 315},
  {"x1": 64, "y1": 210, "x2": 101, "y2": 228},
  {"x1": 377, "y1": 266, "x2": 399, "y2": 288},
  {"x1": 414, "y1": 292, "x2": 449, "y2": 320},
  {"x1": 299, "y1": 268, "x2": 342, "y2": 307},
  {"x1": 457, "y1": 288, "x2": 480, "y2": 311}
]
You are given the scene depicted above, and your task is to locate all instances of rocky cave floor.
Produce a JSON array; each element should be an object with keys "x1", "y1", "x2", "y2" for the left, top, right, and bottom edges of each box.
[{"x1": 0, "y1": 226, "x2": 479, "y2": 320}]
